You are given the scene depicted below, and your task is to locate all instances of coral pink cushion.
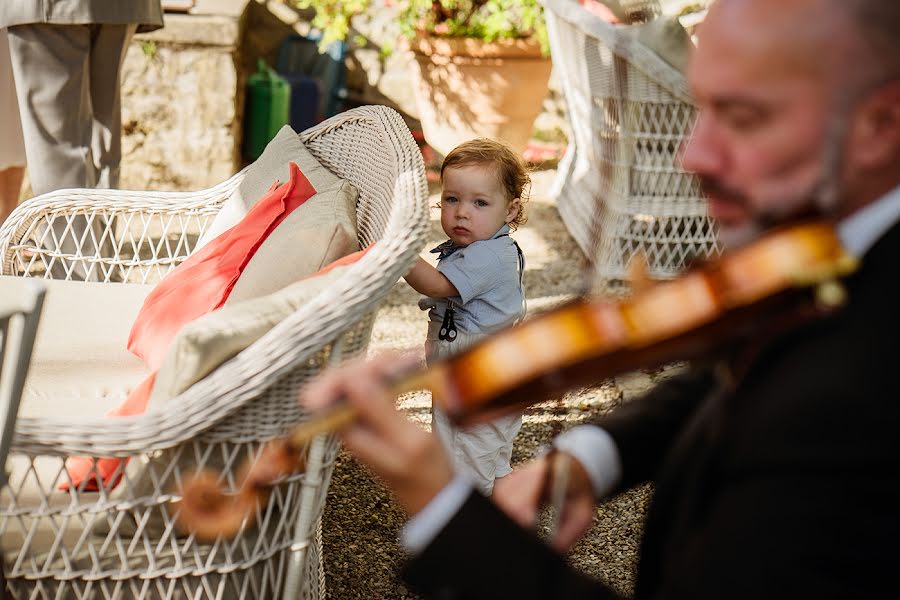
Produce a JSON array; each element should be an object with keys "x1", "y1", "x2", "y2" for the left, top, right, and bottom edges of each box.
[
  {"x1": 63, "y1": 373, "x2": 157, "y2": 491},
  {"x1": 127, "y1": 162, "x2": 317, "y2": 371}
]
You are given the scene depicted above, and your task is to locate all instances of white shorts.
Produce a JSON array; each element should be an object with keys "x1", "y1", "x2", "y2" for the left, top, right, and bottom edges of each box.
[{"x1": 426, "y1": 322, "x2": 523, "y2": 496}]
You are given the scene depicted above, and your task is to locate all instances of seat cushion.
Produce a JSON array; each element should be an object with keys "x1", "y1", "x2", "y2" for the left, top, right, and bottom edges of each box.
[
  {"x1": 9, "y1": 277, "x2": 155, "y2": 419},
  {"x1": 0, "y1": 277, "x2": 152, "y2": 551}
]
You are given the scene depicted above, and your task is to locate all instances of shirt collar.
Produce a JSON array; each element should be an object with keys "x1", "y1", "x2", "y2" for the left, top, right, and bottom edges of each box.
[
  {"x1": 838, "y1": 184, "x2": 900, "y2": 258},
  {"x1": 429, "y1": 224, "x2": 512, "y2": 258}
]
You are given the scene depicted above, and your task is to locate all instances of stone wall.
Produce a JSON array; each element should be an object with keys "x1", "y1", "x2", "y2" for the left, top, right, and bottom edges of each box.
[
  {"x1": 116, "y1": 0, "x2": 569, "y2": 192},
  {"x1": 120, "y1": 4, "x2": 247, "y2": 191}
]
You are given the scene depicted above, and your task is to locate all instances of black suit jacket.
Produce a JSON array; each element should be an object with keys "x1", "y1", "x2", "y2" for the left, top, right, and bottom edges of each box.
[{"x1": 404, "y1": 222, "x2": 900, "y2": 599}]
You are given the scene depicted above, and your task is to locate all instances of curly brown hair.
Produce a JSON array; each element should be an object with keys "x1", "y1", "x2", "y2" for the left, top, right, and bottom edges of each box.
[{"x1": 440, "y1": 138, "x2": 530, "y2": 231}]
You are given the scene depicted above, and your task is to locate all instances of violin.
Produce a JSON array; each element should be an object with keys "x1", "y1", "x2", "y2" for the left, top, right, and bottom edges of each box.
[{"x1": 176, "y1": 221, "x2": 857, "y2": 540}]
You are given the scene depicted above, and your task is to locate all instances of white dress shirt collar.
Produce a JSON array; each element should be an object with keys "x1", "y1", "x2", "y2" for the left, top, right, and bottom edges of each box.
[{"x1": 838, "y1": 184, "x2": 900, "y2": 257}]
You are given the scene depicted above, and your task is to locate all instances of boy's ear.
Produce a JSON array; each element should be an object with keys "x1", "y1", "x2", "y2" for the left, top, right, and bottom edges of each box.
[{"x1": 505, "y1": 198, "x2": 521, "y2": 223}]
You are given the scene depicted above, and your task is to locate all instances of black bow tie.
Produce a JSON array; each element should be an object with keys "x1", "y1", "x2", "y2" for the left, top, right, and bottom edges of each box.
[{"x1": 430, "y1": 239, "x2": 462, "y2": 259}]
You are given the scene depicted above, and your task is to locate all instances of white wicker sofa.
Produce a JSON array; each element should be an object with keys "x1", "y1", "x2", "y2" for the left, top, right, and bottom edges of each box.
[
  {"x1": 0, "y1": 105, "x2": 429, "y2": 599},
  {"x1": 543, "y1": 0, "x2": 720, "y2": 288}
]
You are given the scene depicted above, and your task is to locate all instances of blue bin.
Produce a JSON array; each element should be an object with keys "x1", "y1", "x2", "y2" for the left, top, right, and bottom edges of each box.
[{"x1": 276, "y1": 33, "x2": 347, "y2": 124}]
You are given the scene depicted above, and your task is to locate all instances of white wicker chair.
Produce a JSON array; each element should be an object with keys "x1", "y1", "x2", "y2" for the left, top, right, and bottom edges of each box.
[
  {"x1": 0, "y1": 279, "x2": 45, "y2": 485},
  {"x1": 0, "y1": 105, "x2": 429, "y2": 599},
  {"x1": 0, "y1": 279, "x2": 45, "y2": 597},
  {"x1": 543, "y1": 0, "x2": 720, "y2": 289}
]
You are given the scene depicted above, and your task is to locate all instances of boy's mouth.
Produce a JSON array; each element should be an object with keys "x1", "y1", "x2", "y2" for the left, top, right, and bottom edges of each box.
[{"x1": 452, "y1": 227, "x2": 470, "y2": 236}]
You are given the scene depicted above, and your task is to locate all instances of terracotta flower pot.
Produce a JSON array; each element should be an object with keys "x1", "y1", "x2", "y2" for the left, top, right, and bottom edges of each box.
[{"x1": 408, "y1": 35, "x2": 552, "y2": 157}]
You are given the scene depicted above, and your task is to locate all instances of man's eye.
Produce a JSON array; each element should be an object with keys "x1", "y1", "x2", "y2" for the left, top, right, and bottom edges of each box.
[{"x1": 723, "y1": 108, "x2": 767, "y2": 132}]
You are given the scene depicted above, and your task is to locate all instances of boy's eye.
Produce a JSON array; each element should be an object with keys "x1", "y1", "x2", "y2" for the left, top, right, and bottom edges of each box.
[
  {"x1": 474, "y1": 199, "x2": 488, "y2": 207},
  {"x1": 444, "y1": 196, "x2": 458, "y2": 203}
]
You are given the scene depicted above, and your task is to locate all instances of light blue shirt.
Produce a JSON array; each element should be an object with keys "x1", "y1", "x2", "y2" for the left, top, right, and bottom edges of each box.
[
  {"x1": 403, "y1": 185, "x2": 900, "y2": 554},
  {"x1": 425, "y1": 225, "x2": 525, "y2": 336}
]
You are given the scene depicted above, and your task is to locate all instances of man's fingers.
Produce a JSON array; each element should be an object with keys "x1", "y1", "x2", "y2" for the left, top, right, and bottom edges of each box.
[
  {"x1": 551, "y1": 494, "x2": 595, "y2": 552},
  {"x1": 302, "y1": 352, "x2": 418, "y2": 410},
  {"x1": 492, "y1": 459, "x2": 549, "y2": 528}
]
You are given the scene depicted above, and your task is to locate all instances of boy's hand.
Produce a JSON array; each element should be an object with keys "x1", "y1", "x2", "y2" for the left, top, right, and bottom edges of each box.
[{"x1": 300, "y1": 353, "x2": 455, "y2": 515}]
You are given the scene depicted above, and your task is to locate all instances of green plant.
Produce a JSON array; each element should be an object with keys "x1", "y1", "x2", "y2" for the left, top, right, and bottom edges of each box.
[{"x1": 291, "y1": 0, "x2": 548, "y2": 53}]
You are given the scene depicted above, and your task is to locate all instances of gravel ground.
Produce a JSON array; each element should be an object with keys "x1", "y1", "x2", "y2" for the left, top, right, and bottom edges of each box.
[{"x1": 321, "y1": 169, "x2": 663, "y2": 599}]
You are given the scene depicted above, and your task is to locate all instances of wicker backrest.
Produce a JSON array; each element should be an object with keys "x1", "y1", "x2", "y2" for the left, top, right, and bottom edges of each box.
[
  {"x1": 543, "y1": 0, "x2": 720, "y2": 289},
  {"x1": 0, "y1": 106, "x2": 429, "y2": 599}
]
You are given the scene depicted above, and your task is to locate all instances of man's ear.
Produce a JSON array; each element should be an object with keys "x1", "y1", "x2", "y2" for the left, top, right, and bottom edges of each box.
[
  {"x1": 505, "y1": 198, "x2": 521, "y2": 223},
  {"x1": 846, "y1": 80, "x2": 900, "y2": 172}
]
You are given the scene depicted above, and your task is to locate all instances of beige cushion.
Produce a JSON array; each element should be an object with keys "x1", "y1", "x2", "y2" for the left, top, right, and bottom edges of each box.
[
  {"x1": 625, "y1": 16, "x2": 692, "y2": 73},
  {"x1": 195, "y1": 125, "x2": 360, "y2": 304},
  {"x1": 149, "y1": 265, "x2": 349, "y2": 406},
  {"x1": 8, "y1": 277, "x2": 154, "y2": 419},
  {"x1": 0, "y1": 277, "x2": 152, "y2": 554}
]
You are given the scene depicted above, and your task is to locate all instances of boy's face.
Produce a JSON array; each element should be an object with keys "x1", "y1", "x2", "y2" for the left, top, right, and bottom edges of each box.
[{"x1": 440, "y1": 164, "x2": 520, "y2": 247}]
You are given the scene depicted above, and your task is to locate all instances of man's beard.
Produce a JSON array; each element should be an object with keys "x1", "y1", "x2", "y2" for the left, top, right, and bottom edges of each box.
[
  {"x1": 698, "y1": 108, "x2": 849, "y2": 250},
  {"x1": 700, "y1": 172, "x2": 842, "y2": 248}
]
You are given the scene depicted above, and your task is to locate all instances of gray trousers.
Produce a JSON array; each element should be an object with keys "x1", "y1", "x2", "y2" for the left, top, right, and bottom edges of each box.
[
  {"x1": 6, "y1": 24, "x2": 135, "y2": 280},
  {"x1": 6, "y1": 23, "x2": 135, "y2": 194}
]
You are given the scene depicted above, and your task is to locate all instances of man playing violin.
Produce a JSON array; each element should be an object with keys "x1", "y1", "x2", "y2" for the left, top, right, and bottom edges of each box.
[{"x1": 303, "y1": 0, "x2": 900, "y2": 597}]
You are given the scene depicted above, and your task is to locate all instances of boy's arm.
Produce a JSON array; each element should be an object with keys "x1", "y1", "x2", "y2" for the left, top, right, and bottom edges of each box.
[{"x1": 404, "y1": 257, "x2": 459, "y2": 298}]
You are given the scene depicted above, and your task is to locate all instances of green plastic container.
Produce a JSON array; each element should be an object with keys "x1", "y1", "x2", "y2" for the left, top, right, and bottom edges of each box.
[{"x1": 243, "y1": 59, "x2": 291, "y2": 161}]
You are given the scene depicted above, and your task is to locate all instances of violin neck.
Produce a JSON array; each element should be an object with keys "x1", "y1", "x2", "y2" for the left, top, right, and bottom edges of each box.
[{"x1": 287, "y1": 363, "x2": 448, "y2": 448}]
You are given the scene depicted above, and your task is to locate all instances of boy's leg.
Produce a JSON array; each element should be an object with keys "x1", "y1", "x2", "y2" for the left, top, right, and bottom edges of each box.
[{"x1": 433, "y1": 409, "x2": 523, "y2": 496}]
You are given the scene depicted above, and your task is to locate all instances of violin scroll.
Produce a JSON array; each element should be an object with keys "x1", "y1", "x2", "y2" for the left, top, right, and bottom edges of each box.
[{"x1": 177, "y1": 438, "x2": 307, "y2": 541}]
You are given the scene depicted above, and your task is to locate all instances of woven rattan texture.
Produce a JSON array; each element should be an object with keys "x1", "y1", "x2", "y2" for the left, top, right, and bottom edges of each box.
[
  {"x1": 0, "y1": 106, "x2": 429, "y2": 599},
  {"x1": 543, "y1": 0, "x2": 720, "y2": 289}
]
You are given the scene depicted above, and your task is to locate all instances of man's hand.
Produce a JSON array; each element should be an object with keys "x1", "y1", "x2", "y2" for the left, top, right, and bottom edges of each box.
[
  {"x1": 493, "y1": 453, "x2": 596, "y2": 552},
  {"x1": 301, "y1": 353, "x2": 455, "y2": 516}
]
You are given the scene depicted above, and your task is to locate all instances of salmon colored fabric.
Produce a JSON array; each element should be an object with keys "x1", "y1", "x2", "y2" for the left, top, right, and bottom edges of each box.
[
  {"x1": 64, "y1": 242, "x2": 375, "y2": 490},
  {"x1": 62, "y1": 373, "x2": 157, "y2": 491},
  {"x1": 580, "y1": 0, "x2": 621, "y2": 23},
  {"x1": 127, "y1": 162, "x2": 317, "y2": 371}
]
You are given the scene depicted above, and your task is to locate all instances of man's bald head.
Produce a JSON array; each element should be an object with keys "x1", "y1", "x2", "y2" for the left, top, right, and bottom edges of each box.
[
  {"x1": 834, "y1": 0, "x2": 900, "y2": 81},
  {"x1": 705, "y1": 0, "x2": 900, "y2": 93},
  {"x1": 683, "y1": 0, "x2": 900, "y2": 241}
]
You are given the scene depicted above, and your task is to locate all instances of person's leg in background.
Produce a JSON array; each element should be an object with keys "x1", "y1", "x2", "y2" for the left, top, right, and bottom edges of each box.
[
  {"x1": 6, "y1": 24, "x2": 97, "y2": 195},
  {"x1": 0, "y1": 28, "x2": 26, "y2": 226},
  {"x1": 89, "y1": 24, "x2": 136, "y2": 190},
  {"x1": 0, "y1": 167, "x2": 24, "y2": 226},
  {"x1": 88, "y1": 24, "x2": 137, "y2": 281},
  {"x1": 6, "y1": 24, "x2": 130, "y2": 280}
]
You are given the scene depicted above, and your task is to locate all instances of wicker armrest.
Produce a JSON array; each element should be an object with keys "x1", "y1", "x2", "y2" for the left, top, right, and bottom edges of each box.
[{"x1": 0, "y1": 169, "x2": 247, "y2": 282}]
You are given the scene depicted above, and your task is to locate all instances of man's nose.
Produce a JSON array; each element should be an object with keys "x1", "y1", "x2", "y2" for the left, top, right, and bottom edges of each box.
[{"x1": 680, "y1": 113, "x2": 726, "y2": 178}]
